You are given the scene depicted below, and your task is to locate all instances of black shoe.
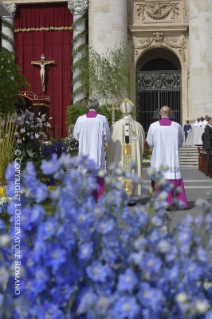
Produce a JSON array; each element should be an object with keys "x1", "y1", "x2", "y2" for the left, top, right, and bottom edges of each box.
[{"x1": 128, "y1": 201, "x2": 136, "y2": 207}]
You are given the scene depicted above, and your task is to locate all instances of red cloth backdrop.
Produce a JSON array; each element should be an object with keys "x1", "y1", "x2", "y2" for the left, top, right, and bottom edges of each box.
[{"x1": 15, "y1": 3, "x2": 73, "y2": 138}]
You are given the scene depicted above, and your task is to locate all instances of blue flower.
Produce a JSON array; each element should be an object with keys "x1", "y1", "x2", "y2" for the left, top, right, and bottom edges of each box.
[
  {"x1": 141, "y1": 253, "x2": 162, "y2": 275},
  {"x1": 138, "y1": 282, "x2": 164, "y2": 312},
  {"x1": 86, "y1": 261, "x2": 110, "y2": 282},
  {"x1": 37, "y1": 301, "x2": 65, "y2": 319},
  {"x1": 96, "y1": 218, "x2": 114, "y2": 234},
  {"x1": 206, "y1": 309, "x2": 212, "y2": 319},
  {"x1": 41, "y1": 154, "x2": 60, "y2": 175},
  {"x1": 78, "y1": 242, "x2": 93, "y2": 260},
  {"x1": 113, "y1": 296, "x2": 140, "y2": 319},
  {"x1": 133, "y1": 236, "x2": 147, "y2": 251},
  {"x1": 117, "y1": 268, "x2": 138, "y2": 293},
  {"x1": 77, "y1": 290, "x2": 96, "y2": 314},
  {"x1": 44, "y1": 244, "x2": 66, "y2": 274},
  {"x1": 38, "y1": 217, "x2": 57, "y2": 240}
]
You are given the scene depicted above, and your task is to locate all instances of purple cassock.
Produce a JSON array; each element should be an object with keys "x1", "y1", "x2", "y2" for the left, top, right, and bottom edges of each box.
[{"x1": 151, "y1": 117, "x2": 188, "y2": 209}]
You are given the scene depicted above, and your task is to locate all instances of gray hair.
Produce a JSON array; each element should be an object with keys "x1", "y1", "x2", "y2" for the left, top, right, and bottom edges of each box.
[{"x1": 87, "y1": 98, "x2": 99, "y2": 110}]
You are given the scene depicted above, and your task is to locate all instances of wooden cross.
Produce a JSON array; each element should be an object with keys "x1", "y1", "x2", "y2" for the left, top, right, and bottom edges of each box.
[
  {"x1": 31, "y1": 54, "x2": 55, "y2": 92},
  {"x1": 108, "y1": 103, "x2": 119, "y2": 124}
]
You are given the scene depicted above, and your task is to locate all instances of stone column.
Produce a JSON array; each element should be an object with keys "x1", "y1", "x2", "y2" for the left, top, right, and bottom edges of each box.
[
  {"x1": 1, "y1": 3, "x2": 17, "y2": 54},
  {"x1": 68, "y1": 0, "x2": 88, "y2": 104},
  {"x1": 189, "y1": 0, "x2": 212, "y2": 117},
  {"x1": 89, "y1": 0, "x2": 127, "y2": 55}
]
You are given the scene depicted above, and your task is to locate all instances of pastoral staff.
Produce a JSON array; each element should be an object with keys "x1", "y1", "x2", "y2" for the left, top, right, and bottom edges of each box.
[
  {"x1": 146, "y1": 106, "x2": 188, "y2": 209},
  {"x1": 106, "y1": 98, "x2": 145, "y2": 205},
  {"x1": 73, "y1": 98, "x2": 111, "y2": 201}
]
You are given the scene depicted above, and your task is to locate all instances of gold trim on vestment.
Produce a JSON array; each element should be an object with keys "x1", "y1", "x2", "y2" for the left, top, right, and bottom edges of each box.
[
  {"x1": 123, "y1": 144, "x2": 132, "y2": 157},
  {"x1": 15, "y1": 26, "x2": 72, "y2": 33}
]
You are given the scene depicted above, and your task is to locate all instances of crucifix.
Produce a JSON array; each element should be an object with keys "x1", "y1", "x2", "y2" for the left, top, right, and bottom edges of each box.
[
  {"x1": 31, "y1": 54, "x2": 55, "y2": 92},
  {"x1": 108, "y1": 103, "x2": 119, "y2": 124}
]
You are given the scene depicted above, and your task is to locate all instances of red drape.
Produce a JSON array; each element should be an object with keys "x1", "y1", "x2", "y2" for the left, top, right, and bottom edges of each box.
[{"x1": 15, "y1": 3, "x2": 73, "y2": 138}]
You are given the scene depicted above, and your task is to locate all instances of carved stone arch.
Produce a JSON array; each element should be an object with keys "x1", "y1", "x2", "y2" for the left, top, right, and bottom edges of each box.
[{"x1": 135, "y1": 47, "x2": 182, "y2": 71}]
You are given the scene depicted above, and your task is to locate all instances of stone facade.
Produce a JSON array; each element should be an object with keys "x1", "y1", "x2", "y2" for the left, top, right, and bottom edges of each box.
[
  {"x1": 2, "y1": 0, "x2": 212, "y2": 124},
  {"x1": 129, "y1": 0, "x2": 190, "y2": 125},
  {"x1": 89, "y1": 0, "x2": 128, "y2": 54},
  {"x1": 189, "y1": 0, "x2": 212, "y2": 120}
]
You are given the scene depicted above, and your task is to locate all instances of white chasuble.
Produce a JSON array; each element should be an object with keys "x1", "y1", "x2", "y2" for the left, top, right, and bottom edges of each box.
[
  {"x1": 74, "y1": 114, "x2": 111, "y2": 171},
  {"x1": 146, "y1": 121, "x2": 184, "y2": 180},
  {"x1": 106, "y1": 118, "x2": 145, "y2": 196}
]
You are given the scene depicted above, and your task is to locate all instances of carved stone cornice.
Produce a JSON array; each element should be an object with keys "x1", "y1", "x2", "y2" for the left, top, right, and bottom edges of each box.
[
  {"x1": 6, "y1": 3, "x2": 17, "y2": 16},
  {"x1": 135, "y1": 33, "x2": 188, "y2": 62},
  {"x1": 68, "y1": 0, "x2": 88, "y2": 15},
  {"x1": 136, "y1": 1, "x2": 179, "y2": 21}
]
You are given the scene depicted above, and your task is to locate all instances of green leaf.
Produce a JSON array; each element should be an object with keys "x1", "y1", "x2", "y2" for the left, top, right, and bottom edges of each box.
[{"x1": 26, "y1": 149, "x2": 34, "y2": 157}]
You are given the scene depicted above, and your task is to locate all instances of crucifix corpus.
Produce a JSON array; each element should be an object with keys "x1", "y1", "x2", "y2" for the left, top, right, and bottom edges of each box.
[
  {"x1": 108, "y1": 103, "x2": 119, "y2": 124},
  {"x1": 31, "y1": 54, "x2": 55, "y2": 92}
]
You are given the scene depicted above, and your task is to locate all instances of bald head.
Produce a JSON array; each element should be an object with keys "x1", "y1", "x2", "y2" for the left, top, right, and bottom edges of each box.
[{"x1": 160, "y1": 106, "x2": 171, "y2": 118}]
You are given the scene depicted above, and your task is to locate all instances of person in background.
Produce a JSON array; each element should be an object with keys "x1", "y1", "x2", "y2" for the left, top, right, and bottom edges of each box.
[
  {"x1": 74, "y1": 98, "x2": 111, "y2": 201},
  {"x1": 203, "y1": 117, "x2": 212, "y2": 177},
  {"x1": 203, "y1": 115, "x2": 209, "y2": 127},
  {"x1": 193, "y1": 118, "x2": 200, "y2": 127},
  {"x1": 199, "y1": 117, "x2": 204, "y2": 127},
  {"x1": 146, "y1": 106, "x2": 188, "y2": 209},
  {"x1": 183, "y1": 120, "x2": 192, "y2": 141}
]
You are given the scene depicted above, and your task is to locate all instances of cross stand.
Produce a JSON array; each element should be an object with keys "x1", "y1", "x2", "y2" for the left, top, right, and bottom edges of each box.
[{"x1": 108, "y1": 103, "x2": 119, "y2": 124}]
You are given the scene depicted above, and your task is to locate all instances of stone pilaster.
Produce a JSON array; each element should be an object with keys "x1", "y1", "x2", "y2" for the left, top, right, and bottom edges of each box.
[
  {"x1": 89, "y1": 0, "x2": 128, "y2": 55},
  {"x1": 68, "y1": 0, "x2": 88, "y2": 104},
  {"x1": 1, "y1": 3, "x2": 17, "y2": 54},
  {"x1": 189, "y1": 0, "x2": 212, "y2": 117}
]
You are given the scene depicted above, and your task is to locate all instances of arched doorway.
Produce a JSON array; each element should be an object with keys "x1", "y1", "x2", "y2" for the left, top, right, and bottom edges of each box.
[{"x1": 136, "y1": 48, "x2": 181, "y2": 133}]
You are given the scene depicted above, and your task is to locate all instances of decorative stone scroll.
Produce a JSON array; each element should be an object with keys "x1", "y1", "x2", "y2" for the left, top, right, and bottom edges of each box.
[
  {"x1": 135, "y1": 33, "x2": 188, "y2": 62},
  {"x1": 6, "y1": 3, "x2": 17, "y2": 16},
  {"x1": 68, "y1": 0, "x2": 88, "y2": 15},
  {"x1": 136, "y1": 1, "x2": 179, "y2": 20}
]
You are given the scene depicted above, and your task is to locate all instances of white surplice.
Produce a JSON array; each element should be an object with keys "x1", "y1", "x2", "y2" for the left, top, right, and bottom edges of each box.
[
  {"x1": 146, "y1": 121, "x2": 184, "y2": 179},
  {"x1": 193, "y1": 121, "x2": 200, "y2": 127},
  {"x1": 73, "y1": 114, "x2": 111, "y2": 171}
]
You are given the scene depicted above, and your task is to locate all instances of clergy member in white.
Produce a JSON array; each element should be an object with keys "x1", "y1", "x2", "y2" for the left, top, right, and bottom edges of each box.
[
  {"x1": 193, "y1": 118, "x2": 200, "y2": 127},
  {"x1": 106, "y1": 98, "x2": 145, "y2": 203},
  {"x1": 73, "y1": 98, "x2": 111, "y2": 201},
  {"x1": 147, "y1": 106, "x2": 188, "y2": 208}
]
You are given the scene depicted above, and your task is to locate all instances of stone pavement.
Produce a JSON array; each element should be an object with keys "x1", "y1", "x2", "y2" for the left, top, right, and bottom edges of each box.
[{"x1": 138, "y1": 166, "x2": 212, "y2": 226}]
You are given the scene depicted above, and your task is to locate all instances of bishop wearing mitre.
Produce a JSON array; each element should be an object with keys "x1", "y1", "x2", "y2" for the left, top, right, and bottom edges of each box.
[{"x1": 106, "y1": 98, "x2": 145, "y2": 203}]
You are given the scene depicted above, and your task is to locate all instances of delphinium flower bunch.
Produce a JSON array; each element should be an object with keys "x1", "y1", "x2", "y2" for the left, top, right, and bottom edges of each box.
[
  {"x1": 65, "y1": 125, "x2": 79, "y2": 156},
  {"x1": 14, "y1": 109, "x2": 51, "y2": 172},
  {"x1": 1, "y1": 156, "x2": 212, "y2": 319}
]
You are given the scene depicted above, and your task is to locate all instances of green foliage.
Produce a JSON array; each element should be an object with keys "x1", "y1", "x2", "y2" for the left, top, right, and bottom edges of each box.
[
  {"x1": 72, "y1": 44, "x2": 136, "y2": 106},
  {"x1": 66, "y1": 105, "x2": 88, "y2": 127},
  {"x1": 0, "y1": 51, "x2": 29, "y2": 115},
  {"x1": 66, "y1": 104, "x2": 122, "y2": 128}
]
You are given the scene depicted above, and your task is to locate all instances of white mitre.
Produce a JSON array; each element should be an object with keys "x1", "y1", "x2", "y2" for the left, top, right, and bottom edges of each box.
[{"x1": 120, "y1": 98, "x2": 134, "y2": 115}]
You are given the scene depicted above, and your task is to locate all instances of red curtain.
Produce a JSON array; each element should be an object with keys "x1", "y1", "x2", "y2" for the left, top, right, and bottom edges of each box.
[{"x1": 15, "y1": 3, "x2": 73, "y2": 138}]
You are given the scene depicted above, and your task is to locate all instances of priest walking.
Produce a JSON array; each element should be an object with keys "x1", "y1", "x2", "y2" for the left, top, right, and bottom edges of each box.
[
  {"x1": 73, "y1": 98, "x2": 111, "y2": 201},
  {"x1": 146, "y1": 106, "x2": 188, "y2": 209},
  {"x1": 106, "y1": 98, "x2": 145, "y2": 204}
]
